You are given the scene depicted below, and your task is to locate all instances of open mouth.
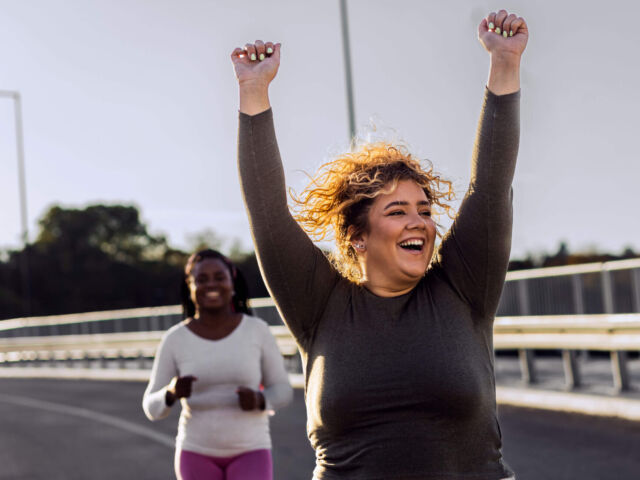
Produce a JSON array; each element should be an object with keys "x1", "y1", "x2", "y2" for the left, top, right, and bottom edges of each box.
[
  {"x1": 398, "y1": 239, "x2": 425, "y2": 252},
  {"x1": 205, "y1": 291, "x2": 221, "y2": 299}
]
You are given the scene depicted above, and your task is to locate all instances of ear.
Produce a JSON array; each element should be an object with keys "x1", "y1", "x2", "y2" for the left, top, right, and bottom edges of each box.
[{"x1": 347, "y1": 225, "x2": 366, "y2": 252}]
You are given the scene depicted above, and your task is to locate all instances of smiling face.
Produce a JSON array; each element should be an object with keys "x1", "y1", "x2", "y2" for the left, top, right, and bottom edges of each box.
[
  {"x1": 188, "y1": 258, "x2": 235, "y2": 314},
  {"x1": 354, "y1": 179, "x2": 437, "y2": 295}
]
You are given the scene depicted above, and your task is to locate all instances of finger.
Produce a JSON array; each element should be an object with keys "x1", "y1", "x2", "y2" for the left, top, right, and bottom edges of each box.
[
  {"x1": 264, "y1": 41, "x2": 275, "y2": 56},
  {"x1": 255, "y1": 40, "x2": 266, "y2": 61},
  {"x1": 486, "y1": 11, "x2": 496, "y2": 31},
  {"x1": 271, "y1": 43, "x2": 282, "y2": 64},
  {"x1": 502, "y1": 13, "x2": 518, "y2": 38},
  {"x1": 478, "y1": 18, "x2": 489, "y2": 36},
  {"x1": 510, "y1": 17, "x2": 527, "y2": 36},
  {"x1": 494, "y1": 9, "x2": 508, "y2": 35},
  {"x1": 244, "y1": 43, "x2": 258, "y2": 62},
  {"x1": 231, "y1": 47, "x2": 245, "y2": 60}
]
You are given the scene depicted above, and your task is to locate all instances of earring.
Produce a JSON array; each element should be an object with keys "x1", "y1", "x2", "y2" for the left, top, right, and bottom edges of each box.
[{"x1": 354, "y1": 243, "x2": 365, "y2": 251}]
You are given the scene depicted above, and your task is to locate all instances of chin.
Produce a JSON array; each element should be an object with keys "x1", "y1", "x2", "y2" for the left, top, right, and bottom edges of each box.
[{"x1": 400, "y1": 261, "x2": 429, "y2": 280}]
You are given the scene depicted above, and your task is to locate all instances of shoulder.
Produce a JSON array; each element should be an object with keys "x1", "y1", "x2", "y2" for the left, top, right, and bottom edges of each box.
[
  {"x1": 160, "y1": 320, "x2": 189, "y2": 345},
  {"x1": 241, "y1": 314, "x2": 271, "y2": 333}
]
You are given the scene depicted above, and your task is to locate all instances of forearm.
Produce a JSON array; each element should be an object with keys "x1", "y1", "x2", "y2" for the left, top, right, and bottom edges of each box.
[
  {"x1": 239, "y1": 83, "x2": 271, "y2": 116},
  {"x1": 487, "y1": 54, "x2": 520, "y2": 95}
]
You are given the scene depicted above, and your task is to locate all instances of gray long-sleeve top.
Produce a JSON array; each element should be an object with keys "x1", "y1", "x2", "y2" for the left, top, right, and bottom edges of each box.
[{"x1": 238, "y1": 88, "x2": 520, "y2": 479}]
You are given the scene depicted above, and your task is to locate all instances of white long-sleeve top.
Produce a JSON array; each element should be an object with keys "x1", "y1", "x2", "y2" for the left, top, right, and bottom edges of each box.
[{"x1": 142, "y1": 315, "x2": 293, "y2": 457}]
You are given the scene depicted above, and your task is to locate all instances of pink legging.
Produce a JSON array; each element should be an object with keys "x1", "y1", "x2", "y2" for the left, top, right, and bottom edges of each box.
[{"x1": 175, "y1": 449, "x2": 273, "y2": 480}]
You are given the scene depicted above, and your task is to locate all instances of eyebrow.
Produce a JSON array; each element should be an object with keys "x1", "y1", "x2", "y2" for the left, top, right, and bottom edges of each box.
[{"x1": 383, "y1": 200, "x2": 430, "y2": 211}]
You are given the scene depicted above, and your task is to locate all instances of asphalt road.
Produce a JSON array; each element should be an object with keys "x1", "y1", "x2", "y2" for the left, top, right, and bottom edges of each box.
[{"x1": 1, "y1": 378, "x2": 639, "y2": 480}]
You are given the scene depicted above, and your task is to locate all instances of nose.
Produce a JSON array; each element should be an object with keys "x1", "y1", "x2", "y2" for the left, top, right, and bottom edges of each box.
[{"x1": 406, "y1": 211, "x2": 428, "y2": 230}]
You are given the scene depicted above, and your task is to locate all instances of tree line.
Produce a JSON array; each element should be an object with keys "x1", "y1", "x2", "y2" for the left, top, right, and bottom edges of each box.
[
  {"x1": 0, "y1": 204, "x2": 637, "y2": 320},
  {"x1": 0, "y1": 204, "x2": 267, "y2": 320}
]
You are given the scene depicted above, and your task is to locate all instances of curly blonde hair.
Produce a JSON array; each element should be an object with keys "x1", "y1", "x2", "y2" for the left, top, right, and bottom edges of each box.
[{"x1": 291, "y1": 142, "x2": 455, "y2": 283}]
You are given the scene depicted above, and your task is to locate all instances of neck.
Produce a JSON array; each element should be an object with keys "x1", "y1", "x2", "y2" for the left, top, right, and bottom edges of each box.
[
  {"x1": 360, "y1": 268, "x2": 419, "y2": 298},
  {"x1": 194, "y1": 306, "x2": 237, "y2": 325}
]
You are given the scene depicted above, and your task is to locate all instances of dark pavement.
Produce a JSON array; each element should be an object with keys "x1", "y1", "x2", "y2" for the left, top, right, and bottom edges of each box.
[{"x1": 1, "y1": 378, "x2": 639, "y2": 479}]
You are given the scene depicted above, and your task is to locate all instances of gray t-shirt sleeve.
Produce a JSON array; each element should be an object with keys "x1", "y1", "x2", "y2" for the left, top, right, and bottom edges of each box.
[
  {"x1": 434, "y1": 88, "x2": 520, "y2": 319},
  {"x1": 237, "y1": 109, "x2": 340, "y2": 346}
]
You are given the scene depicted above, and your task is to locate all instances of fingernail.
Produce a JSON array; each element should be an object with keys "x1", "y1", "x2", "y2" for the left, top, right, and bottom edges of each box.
[
  {"x1": 259, "y1": 53, "x2": 265, "y2": 61},
  {"x1": 489, "y1": 22, "x2": 495, "y2": 30},
  {"x1": 250, "y1": 53, "x2": 256, "y2": 61},
  {"x1": 267, "y1": 47, "x2": 273, "y2": 54},
  {"x1": 502, "y1": 30, "x2": 508, "y2": 38},
  {"x1": 495, "y1": 27, "x2": 501, "y2": 35},
  {"x1": 509, "y1": 30, "x2": 513, "y2": 37}
]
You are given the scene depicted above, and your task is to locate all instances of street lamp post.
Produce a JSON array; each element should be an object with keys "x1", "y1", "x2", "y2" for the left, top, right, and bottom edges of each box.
[
  {"x1": 339, "y1": 0, "x2": 356, "y2": 142},
  {"x1": 0, "y1": 90, "x2": 32, "y2": 315}
]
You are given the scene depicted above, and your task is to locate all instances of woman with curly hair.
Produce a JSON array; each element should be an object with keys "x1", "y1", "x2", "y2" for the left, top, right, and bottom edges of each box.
[
  {"x1": 231, "y1": 9, "x2": 527, "y2": 480},
  {"x1": 142, "y1": 249, "x2": 293, "y2": 480}
]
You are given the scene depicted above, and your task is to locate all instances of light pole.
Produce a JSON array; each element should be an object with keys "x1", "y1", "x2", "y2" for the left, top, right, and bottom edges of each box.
[
  {"x1": 0, "y1": 90, "x2": 32, "y2": 315},
  {"x1": 339, "y1": 0, "x2": 356, "y2": 141}
]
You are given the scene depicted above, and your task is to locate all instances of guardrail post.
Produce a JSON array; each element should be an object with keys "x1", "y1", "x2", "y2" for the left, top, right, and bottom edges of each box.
[
  {"x1": 518, "y1": 349, "x2": 536, "y2": 384},
  {"x1": 631, "y1": 269, "x2": 640, "y2": 313},
  {"x1": 138, "y1": 351, "x2": 146, "y2": 369},
  {"x1": 611, "y1": 351, "x2": 630, "y2": 392},
  {"x1": 601, "y1": 269, "x2": 614, "y2": 314},
  {"x1": 562, "y1": 350, "x2": 580, "y2": 389},
  {"x1": 84, "y1": 353, "x2": 92, "y2": 368},
  {"x1": 571, "y1": 275, "x2": 585, "y2": 315},
  {"x1": 517, "y1": 280, "x2": 530, "y2": 316}
]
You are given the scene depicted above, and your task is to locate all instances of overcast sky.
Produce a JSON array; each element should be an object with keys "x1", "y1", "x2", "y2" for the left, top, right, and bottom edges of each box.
[{"x1": 1, "y1": 0, "x2": 638, "y2": 259}]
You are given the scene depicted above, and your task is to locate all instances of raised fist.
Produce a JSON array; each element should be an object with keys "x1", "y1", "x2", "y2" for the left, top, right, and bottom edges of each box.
[
  {"x1": 231, "y1": 40, "x2": 281, "y2": 88},
  {"x1": 478, "y1": 10, "x2": 528, "y2": 59}
]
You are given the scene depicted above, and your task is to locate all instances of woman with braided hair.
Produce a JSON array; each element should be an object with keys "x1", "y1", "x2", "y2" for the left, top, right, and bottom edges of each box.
[
  {"x1": 143, "y1": 249, "x2": 292, "y2": 480},
  {"x1": 232, "y1": 9, "x2": 527, "y2": 480}
]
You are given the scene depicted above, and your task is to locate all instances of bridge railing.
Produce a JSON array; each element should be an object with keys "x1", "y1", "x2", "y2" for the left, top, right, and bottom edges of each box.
[
  {"x1": 497, "y1": 258, "x2": 640, "y2": 317},
  {"x1": 1, "y1": 258, "x2": 640, "y2": 392}
]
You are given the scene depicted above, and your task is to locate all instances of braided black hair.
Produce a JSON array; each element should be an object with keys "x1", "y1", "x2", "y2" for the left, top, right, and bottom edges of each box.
[{"x1": 181, "y1": 249, "x2": 252, "y2": 318}]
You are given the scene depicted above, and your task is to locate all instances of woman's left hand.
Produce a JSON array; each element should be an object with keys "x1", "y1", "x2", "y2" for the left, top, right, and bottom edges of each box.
[
  {"x1": 478, "y1": 10, "x2": 528, "y2": 61},
  {"x1": 236, "y1": 386, "x2": 266, "y2": 411}
]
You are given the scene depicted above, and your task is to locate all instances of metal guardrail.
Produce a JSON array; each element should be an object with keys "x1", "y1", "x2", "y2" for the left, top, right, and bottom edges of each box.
[
  {"x1": 494, "y1": 314, "x2": 640, "y2": 391},
  {"x1": 1, "y1": 310, "x2": 639, "y2": 392},
  {"x1": 1, "y1": 258, "x2": 640, "y2": 392},
  {"x1": 498, "y1": 258, "x2": 640, "y2": 317}
]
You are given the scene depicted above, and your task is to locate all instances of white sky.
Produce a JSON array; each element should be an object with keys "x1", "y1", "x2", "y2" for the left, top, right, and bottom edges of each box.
[{"x1": 0, "y1": 0, "x2": 638, "y2": 259}]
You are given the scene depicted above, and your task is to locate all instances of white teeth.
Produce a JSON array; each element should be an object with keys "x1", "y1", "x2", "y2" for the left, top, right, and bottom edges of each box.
[
  {"x1": 399, "y1": 239, "x2": 424, "y2": 247},
  {"x1": 206, "y1": 291, "x2": 221, "y2": 298}
]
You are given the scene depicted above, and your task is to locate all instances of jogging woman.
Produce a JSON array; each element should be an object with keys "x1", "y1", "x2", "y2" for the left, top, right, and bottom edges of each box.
[{"x1": 143, "y1": 249, "x2": 293, "y2": 480}]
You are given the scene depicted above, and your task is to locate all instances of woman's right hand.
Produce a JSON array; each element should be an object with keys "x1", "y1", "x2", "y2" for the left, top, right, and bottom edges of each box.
[
  {"x1": 165, "y1": 375, "x2": 197, "y2": 406},
  {"x1": 231, "y1": 40, "x2": 281, "y2": 115}
]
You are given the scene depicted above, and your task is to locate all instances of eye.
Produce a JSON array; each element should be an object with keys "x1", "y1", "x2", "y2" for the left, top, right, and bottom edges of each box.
[
  {"x1": 420, "y1": 210, "x2": 432, "y2": 217},
  {"x1": 387, "y1": 210, "x2": 404, "y2": 216}
]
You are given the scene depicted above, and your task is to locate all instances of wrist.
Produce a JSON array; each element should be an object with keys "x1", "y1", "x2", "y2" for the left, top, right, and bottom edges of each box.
[
  {"x1": 489, "y1": 52, "x2": 521, "y2": 70},
  {"x1": 239, "y1": 83, "x2": 271, "y2": 116},
  {"x1": 238, "y1": 80, "x2": 270, "y2": 95}
]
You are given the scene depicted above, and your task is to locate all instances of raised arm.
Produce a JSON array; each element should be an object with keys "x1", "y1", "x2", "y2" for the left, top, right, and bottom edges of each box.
[
  {"x1": 434, "y1": 11, "x2": 528, "y2": 319},
  {"x1": 231, "y1": 42, "x2": 340, "y2": 346}
]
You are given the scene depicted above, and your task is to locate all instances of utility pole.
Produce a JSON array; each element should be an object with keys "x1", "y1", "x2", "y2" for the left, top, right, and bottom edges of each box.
[{"x1": 1, "y1": 90, "x2": 32, "y2": 315}]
